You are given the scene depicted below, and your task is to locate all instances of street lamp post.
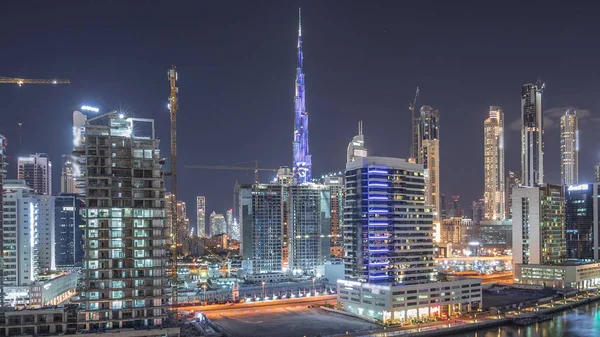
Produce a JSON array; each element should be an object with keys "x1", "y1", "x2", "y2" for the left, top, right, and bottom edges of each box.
[
  {"x1": 312, "y1": 277, "x2": 316, "y2": 295},
  {"x1": 262, "y1": 281, "x2": 266, "y2": 299}
]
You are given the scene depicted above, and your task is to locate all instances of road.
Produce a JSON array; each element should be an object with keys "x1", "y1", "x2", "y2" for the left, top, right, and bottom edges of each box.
[{"x1": 178, "y1": 294, "x2": 337, "y2": 315}]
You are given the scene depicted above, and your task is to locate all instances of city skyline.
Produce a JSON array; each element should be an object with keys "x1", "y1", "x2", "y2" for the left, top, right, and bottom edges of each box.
[{"x1": 2, "y1": 2, "x2": 600, "y2": 221}]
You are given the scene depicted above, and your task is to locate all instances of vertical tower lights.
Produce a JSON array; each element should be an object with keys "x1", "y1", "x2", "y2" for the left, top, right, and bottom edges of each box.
[
  {"x1": 483, "y1": 106, "x2": 505, "y2": 220},
  {"x1": 292, "y1": 8, "x2": 312, "y2": 184}
]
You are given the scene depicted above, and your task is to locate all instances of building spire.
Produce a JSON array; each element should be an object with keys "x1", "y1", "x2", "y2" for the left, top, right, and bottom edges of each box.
[
  {"x1": 293, "y1": 8, "x2": 311, "y2": 184},
  {"x1": 358, "y1": 121, "x2": 363, "y2": 135}
]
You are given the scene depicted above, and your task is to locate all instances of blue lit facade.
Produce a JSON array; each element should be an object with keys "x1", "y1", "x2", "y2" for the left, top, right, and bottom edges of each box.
[
  {"x1": 54, "y1": 193, "x2": 84, "y2": 268},
  {"x1": 343, "y1": 157, "x2": 436, "y2": 285},
  {"x1": 293, "y1": 8, "x2": 312, "y2": 184}
]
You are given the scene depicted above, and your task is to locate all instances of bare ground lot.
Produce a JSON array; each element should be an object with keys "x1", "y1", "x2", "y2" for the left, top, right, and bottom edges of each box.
[{"x1": 208, "y1": 307, "x2": 380, "y2": 337}]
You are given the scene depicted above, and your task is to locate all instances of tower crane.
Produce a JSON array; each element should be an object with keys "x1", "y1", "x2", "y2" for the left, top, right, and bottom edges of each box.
[
  {"x1": 167, "y1": 65, "x2": 179, "y2": 306},
  {"x1": 185, "y1": 160, "x2": 280, "y2": 184},
  {"x1": 0, "y1": 76, "x2": 70, "y2": 86},
  {"x1": 409, "y1": 86, "x2": 419, "y2": 161}
]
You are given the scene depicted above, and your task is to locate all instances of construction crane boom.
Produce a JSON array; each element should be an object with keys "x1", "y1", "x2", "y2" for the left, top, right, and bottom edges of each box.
[
  {"x1": 0, "y1": 76, "x2": 70, "y2": 86},
  {"x1": 185, "y1": 160, "x2": 279, "y2": 184},
  {"x1": 168, "y1": 65, "x2": 179, "y2": 306}
]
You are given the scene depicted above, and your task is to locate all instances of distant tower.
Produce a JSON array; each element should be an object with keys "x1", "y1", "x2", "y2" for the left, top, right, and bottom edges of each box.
[
  {"x1": 505, "y1": 171, "x2": 521, "y2": 220},
  {"x1": 346, "y1": 121, "x2": 367, "y2": 163},
  {"x1": 292, "y1": 8, "x2": 312, "y2": 184},
  {"x1": 61, "y1": 154, "x2": 78, "y2": 194},
  {"x1": 17, "y1": 153, "x2": 52, "y2": 195},
  {"x1": 416, "y1": 106, "x2": 440, "y2": 220},
  {"x1": 521, "y1": 81, "x2": 544, "y2": 186},
  {"x1": 196, "y1": 196, "x2": 206, "y2": 237},
  {"x1": 560, "y1": 109, "x2": 579, "y2": 186},
  {"x1": 596, "y1": 163, "x2": 600, "y2": 183},
  {"x1": 483, "y1": 106, "x2": 505, "y2": 220}
]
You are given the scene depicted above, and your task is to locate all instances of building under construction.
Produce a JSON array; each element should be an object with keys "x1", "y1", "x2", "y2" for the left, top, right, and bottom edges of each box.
[{"x1": 72, "y1": 109, "x2": 176, "y2": 335}]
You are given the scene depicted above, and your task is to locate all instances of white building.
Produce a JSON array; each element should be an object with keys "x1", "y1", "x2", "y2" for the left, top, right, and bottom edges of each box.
[
  {"x1": 521, "y1": 82, "x2": 544, "y2": 187},
  {"x1": 515, "y1": 262, "x2": 600, "y2": 290},
  {"x1": 346, "y1": 121, "x2": 367, "y2": 163},
  {"x1": 210, "y1": 211, "x2": 227, "y2": 236},
  {"x1": 2, "y1": 180, "x2": 38, "y2": 286},
  {"x1": 34, "y1": 195, "x2": 55, "y2": 272},
  {"x1": 61, "y1": 154, "x2": 78, "y2": 194},
  {"x1": 512, "y1": 184, "x2": 566, "y2": 266}
]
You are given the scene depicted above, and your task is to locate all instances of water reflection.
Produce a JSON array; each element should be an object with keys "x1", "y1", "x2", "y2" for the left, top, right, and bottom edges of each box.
[{"x1": 448, "y1": 302, "x2": 600, "y2": 337}]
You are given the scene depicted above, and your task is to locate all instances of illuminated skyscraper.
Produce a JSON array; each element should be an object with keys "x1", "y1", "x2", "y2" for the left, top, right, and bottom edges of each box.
[
  {"x1": 521, "y1": 82, "x2": 544, "y2": 186},
  {"x1": 596, "y1": 163, "x2": 600, "y2": 183},
  {"x1": 483, "y1": 106, "x2": 505, "y2": 220},
  {"x1": 416, "y1": 106, "x2": 440, "y2": 220},
  {"x1": 292, "y1": 8, "x2": 312, "y2": 184},
  {"x1": 346, "y1": 121, "x2": 367, "y2": 163},
  {"x1": 196, "y1": 196, "x2": 206, "y2": 237},
  {"x1": 560, "y1": 109, "x2": 579, "y2": 186},
  {"x1": 18, "y1": 153, "x2": 52, "y2": 195}
]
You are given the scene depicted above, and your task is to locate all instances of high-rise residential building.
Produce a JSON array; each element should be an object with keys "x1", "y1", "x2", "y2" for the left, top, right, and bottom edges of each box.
[
  {"x1": 196, "y1": 196, "x2": 206, "y2": 237},
  {"x1": 61, "y1": 154, "x2": 78, "y2": 194},
  {"x1": 505, "y1": 171, "x2": 521, "y2": 220},
  {"x1": 288, "y1": 184, "x2": 331, "y2": 276},
  {"x1": 560, "y1": 109, "x2": 579, "y2": 186},
  {"x1": 35, "y1": 195, "x2": 55, "y2": 272},
  {"x1": 226, "y1": 208, "x2": 233, "y2": 234},
  {"x1": 240, "y1": 183, "x2": 285, "y2": 274},
  {"x1": 596, "y1": 163, "x2": 600, "y2": 183},
  {"x1": 564, "y1": 183, "x2": 600, "y2": 260},
  {"x1": 55, "y1": 193, "x2": 84, "y2": 268},
  {"x1": 73, "y1": 110, "x2": 171, "y2": 332},
  {"x1": 339, "y1": 156, "x2": 481, "y2": 322},
  {"x1": 346, "y1": 121, "x2": 367, "y2": 163},
  {"x1": 292, "y1": 9, "x2": 312, "y2": 184},
  {"x1": 324, "y1": 175, "x2": 344, "y2": 258},
  {"x1": 166, "y1": 194, "x2": 190, "y2": 254},
  {"x1": 210, "y1": 211, "x2": 227, "y2": 236},
  {"x1": 416, "y1": 106, "x2": 440, "y2": 220},
  {"x1": 521, "y1": 82, "x2": 545, "y2": 187},
  {"x1": 512, "y1": 184, "x2": 565, "y2": 265},
  {"x1": 343, "y1": 156, "x2": 435, "y2": 284},
  {"x1": 2, "y1": 180, "x2": 38, "y2": 286},
  {"x1": 18, "y1": 153, "x2": 52, "y2": 195},
  {"x1": 483, "y1": 106, "x2": 505, "y2": 220}
]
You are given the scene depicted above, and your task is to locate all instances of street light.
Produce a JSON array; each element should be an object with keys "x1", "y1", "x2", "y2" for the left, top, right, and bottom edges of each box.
[
  {"x1": 312, "y1": 277, "x2": 316, "y2": 295},
  {"x1": 262, "y1": 281, "x2": 266, "y2": 299}
]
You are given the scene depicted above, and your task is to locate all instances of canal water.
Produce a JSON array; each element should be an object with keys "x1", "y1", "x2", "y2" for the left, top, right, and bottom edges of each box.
[{"x1": 449, "y1": 301, "x2": 600, "y2": 337}]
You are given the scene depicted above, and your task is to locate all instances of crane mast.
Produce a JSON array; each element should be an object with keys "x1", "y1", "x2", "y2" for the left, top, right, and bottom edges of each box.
[
  {"x1": 0, "y1": 76, "x2": 70, "y2": 86},
  {"x1": 409, "y1": 86, "x2": 420, "y2": 161},
  {"x1": 168, "y1": 65, "x2": 179, "y2": 306}
]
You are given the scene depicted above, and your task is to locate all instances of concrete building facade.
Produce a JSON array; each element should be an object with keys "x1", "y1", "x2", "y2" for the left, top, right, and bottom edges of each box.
[
  {"x1": 196, "y1": 196, "x2": 206, "y2": 237},
  {"x1": 521, "y1": 82, "x2": 544, "y2": 187},
  {"x1": 73, "y1": 110, "x2": 169, "y2": 331}
]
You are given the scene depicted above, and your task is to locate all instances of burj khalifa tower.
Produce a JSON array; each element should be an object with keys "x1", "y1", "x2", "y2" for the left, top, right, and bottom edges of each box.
[{"x1": 292, "y1": 8, "x2": 312, "y2": 184}]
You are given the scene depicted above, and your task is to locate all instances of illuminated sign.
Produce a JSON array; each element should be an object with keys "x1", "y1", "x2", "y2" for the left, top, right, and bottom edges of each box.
[
  {"x1": 568, "y1": 184, "x2": 589, "y2": 191},
  {"x1": 81, "y1": 105, "x2": 99, "y2": 113},
  {"x1": 62, "y1": 206, "x2": 74, "y2": 211}
]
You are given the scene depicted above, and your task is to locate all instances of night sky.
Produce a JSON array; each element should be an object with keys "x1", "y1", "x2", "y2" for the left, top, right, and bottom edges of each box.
[{"x1": 2, "y1": 1, "x2": 600, "y2": 223}]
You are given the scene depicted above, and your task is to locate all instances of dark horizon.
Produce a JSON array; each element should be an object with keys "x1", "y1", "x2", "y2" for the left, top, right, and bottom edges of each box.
[{"x1": 2, "y1": 0, "x2": 600, "y2": 223}]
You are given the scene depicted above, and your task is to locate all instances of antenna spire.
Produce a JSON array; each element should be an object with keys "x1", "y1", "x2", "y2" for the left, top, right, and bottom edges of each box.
[
  {"x1": 358, "y1": 121, "x2": 363, "y2": 135},
  {"x1": 298, "y1": 7, "x2": 302, "y2": 37}
]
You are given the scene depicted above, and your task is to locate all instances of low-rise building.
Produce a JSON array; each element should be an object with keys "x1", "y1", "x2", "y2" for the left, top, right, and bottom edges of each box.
[
  {"x1": 514, "y1": 262, "x2": 600, "y2": 289},
  {"x1": 337, "y1": 278, "x2": 482, "y2": 322}
]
